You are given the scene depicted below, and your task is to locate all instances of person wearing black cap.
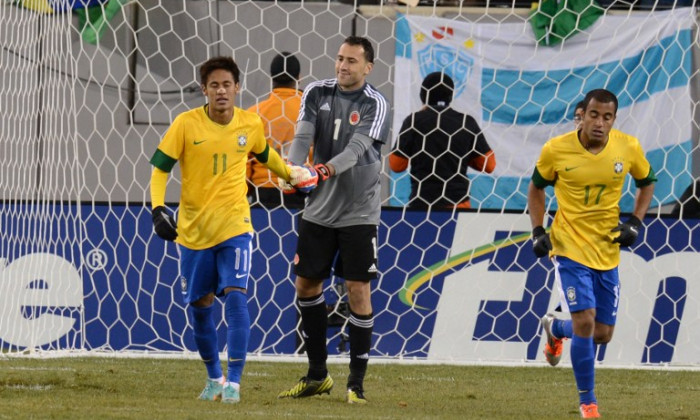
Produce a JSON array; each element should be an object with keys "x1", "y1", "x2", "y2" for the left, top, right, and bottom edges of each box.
[
  {"x1": 247, "y1": 52, "x2": 306, "y2": 208},
  {"x1": 390, "y1": 71, "x2": 496, "y2": 209}
]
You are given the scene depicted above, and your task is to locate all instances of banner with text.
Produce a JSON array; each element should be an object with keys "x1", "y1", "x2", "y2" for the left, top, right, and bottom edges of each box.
[{"x1": 0, "y1": 204, "x2": 698, "y2": 366}]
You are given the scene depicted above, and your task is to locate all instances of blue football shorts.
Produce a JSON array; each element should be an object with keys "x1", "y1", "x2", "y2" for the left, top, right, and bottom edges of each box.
[
  {"x1": 552, "y1": 255, "x2": 620, "y2": 326},
  {"x1": 178, "y1": 232, "x2": 253, "y2": 304}
]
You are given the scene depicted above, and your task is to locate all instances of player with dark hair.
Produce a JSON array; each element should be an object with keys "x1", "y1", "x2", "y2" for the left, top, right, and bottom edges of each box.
[
  {"x1": 277, "y1": 36, "x2": 390, "y2": 404},
  {"x1": 389, "y1": 71, "x2": 496, "y2": 209},
  {"x1": 247, "y1": 52, "x2": 306, "y2": 208},
  {"x1": 528, "y1": 88, "x2": 656, "y2": 418},
  {"x1": 149, "y1": 55, "x2": 313, "y2": 404}
]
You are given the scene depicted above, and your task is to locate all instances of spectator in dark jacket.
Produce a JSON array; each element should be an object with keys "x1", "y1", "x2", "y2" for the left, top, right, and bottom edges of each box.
[{"x1": 390, "y1": 72, "x2": 496, "y2": 209}]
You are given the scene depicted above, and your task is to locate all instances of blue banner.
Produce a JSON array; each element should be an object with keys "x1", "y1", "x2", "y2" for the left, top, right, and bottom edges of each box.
[{"x1": 0, "y1": 203, "x2": 698, "y2": 365}]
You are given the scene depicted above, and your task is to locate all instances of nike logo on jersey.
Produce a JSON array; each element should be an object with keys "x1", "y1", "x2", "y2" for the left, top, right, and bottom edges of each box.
[
  {"x1": 565, "y1": 166, "x2": 579, "y2": 171},
  {"x1": 320, "y1": 102, "x2": 331, "y2": 111},
  {"x1": 194, "y1": 139, "x2": 207, "y2": 145},
  {"x1": 235, "y1": 273, "x2": 247, "y2": 279}
]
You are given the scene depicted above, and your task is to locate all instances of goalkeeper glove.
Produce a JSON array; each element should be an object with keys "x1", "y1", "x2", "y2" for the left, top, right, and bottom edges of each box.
[
  {"x1": 152, "y1": 206, "x2": 177, "y2": 241},
  {"x1": 611, "y1": 215, "x2": 641, "y2": 247},
  {"x1": 313, "y1": 163, "x2": 331, "y2": 182},
  {"x1": 288, "y1": 165, "x2": 318, "y2": 194},
  {"x1": 532, "y1": 226, "x2": 552, "y2": 258},
  {"x1": 278, "y1": 177, "x2": 297, "y2": 195}
]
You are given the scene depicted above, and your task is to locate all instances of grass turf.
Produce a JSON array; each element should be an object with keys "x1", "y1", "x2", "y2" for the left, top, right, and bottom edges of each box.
[{"x1": 1, "y1": 358, "x2": 698, "y2": 419}]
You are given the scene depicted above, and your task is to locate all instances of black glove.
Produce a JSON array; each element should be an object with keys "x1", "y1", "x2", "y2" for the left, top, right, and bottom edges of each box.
[
  {"x1": 532, "y1": 226, "x2": 552, "y2": 258},
  {"x1": 313, "y1": 163, "x2": 331, "y2": 182},
  {"x1": 152, "y1": 206, "x2": 178, "y2": 241},
  {"x1": 611, "y1": 215, "x2": 641, "y2": 247}
]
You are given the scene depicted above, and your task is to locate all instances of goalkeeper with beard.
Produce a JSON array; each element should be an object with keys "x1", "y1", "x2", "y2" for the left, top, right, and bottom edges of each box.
[{"x1": 149, "y1": 56, "x2": 314, "y2": 404}]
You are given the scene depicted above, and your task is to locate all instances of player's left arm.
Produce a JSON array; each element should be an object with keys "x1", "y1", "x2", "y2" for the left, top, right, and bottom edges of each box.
[
  {"x1": 628, "y1": 140, "x2": 658, "y2": 221},
  {"x1": 324, "y1": 133, "x2": 375, "y2": 176},
  {"x1": 248, "y1": 115, "x2": 292, "y2": 182},
  {"x1": 612, "y1": 141, "x2": 658, "y2": 245},
  {"x1": 255, "y1": 141, "x2": 316, "y2": 193},
  {"x1": 255, "y1": 143, "x2": 291, "y2": 182},
  {"x1": 631, "y1": 181, "x2": 655, "y2": 220},
  {"x1": 612, "y1": 173, "x2": 656, "y2": 246}
]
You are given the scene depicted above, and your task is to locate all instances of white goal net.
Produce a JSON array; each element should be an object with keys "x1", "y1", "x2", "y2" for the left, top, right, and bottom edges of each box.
[{"x1": 1, "y1": 0, "x2": 699, "y2": 368}]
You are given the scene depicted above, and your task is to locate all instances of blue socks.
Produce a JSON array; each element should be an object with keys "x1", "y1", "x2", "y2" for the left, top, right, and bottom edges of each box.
[
  {"x1": 552, "y1": 318, "x2": 573, "y2": 339},
  {"x1": 190, "y1": 292, "x2": 250, "y2": 385},
  {"x1": 190, "y1": 305, "x2": 223, "y2": 380},
  {"x1": 225, "y1": 290, "x2": 250, "y2": 384},
  {"x1": 571, "y1": 334, "x2": 596, "y2": 404}
]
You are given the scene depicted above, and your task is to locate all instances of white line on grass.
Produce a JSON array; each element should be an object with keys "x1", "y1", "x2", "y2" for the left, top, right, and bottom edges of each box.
[
  {"x1": 5, "y1": 384, "x2": 55, "y2": 391},
  {"x1": 5, "y1": 366, "x2": 75, "y2": 372}
]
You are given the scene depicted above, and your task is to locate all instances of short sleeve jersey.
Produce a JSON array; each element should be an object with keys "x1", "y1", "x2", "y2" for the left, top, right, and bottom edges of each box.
[
  {"x1": 150, "y1": 105, "x2": 267, "y2": 250},
  {"x1": 533, "y1": 128, "x2": 654, "y2": 269},
  {"x1": 297, "y1": 79, "x2": 390, "y2": 227},
  {"x1": 395, "y1": 107, "x2": 492, "y2": 207}
]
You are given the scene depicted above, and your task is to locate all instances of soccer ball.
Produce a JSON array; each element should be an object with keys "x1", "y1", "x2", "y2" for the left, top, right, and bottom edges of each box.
[{"x1": 289, "y1": 165, "x2": 318, "y2": 194}]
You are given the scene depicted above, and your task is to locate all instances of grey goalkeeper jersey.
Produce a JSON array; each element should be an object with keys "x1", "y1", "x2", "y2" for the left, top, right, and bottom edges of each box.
[{"x1": 290, "y1": 79, "x2": 390, "y2": 227}]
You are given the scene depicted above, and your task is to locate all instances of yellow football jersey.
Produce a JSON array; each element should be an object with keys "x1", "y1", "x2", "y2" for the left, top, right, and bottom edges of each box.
[
  {"x1": 150, "y1": 105, "x2": 267, "y2": 249},
  {"x1": 534, "y1": 129, "x2": 653, "y2": 270}
]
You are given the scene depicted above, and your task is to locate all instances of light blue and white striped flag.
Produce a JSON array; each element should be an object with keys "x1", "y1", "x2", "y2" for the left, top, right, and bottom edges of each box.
[{"x1": 392, "y1": 9, "x2": 694, "y2": 211}]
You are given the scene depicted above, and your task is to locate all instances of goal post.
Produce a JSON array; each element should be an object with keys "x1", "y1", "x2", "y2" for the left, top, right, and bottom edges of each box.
[{"x1": 1, "y1": 0, "x2": 699, "y2": 367}]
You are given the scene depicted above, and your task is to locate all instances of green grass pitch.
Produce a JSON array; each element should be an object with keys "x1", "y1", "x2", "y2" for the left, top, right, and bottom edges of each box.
[{"x1": 1, "y1": 358, "x2": 698, "y2": 419}]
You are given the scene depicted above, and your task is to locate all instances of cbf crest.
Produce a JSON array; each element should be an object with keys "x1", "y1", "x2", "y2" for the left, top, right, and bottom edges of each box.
[
  {"x1": 613, "y1": 159, "x2": 624, "y2": 174},
  {"x1": 238, "y1": 134, "x2": 247, "y2": 147},
  {"x1": 566, "y1": 287, "x2": 577, "y2": 304},
  {"x1": 417, "y1": 44, "x2": 473, "y2": 99}
]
